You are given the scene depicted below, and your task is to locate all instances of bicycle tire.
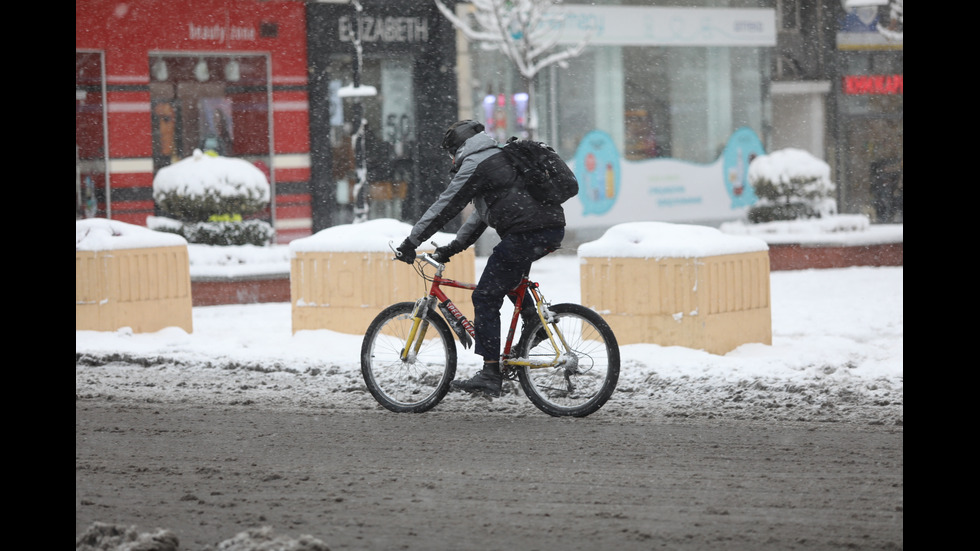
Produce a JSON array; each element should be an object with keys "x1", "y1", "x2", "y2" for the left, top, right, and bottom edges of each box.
[
  {"x1": 361, "y1": 302, "x2": 457, "y2": 413},
  {"x1": 515, "y1": 303, "x2": 620, "y2": 417}
]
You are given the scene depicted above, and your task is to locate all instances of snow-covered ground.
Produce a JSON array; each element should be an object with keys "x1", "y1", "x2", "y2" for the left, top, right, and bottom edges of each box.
[
  {"x1": 76, "y1": 238, "x2": 902, "y2": 425},
  {"x1": 78, "y1": 138, "x2": 902, "y2": 551}
]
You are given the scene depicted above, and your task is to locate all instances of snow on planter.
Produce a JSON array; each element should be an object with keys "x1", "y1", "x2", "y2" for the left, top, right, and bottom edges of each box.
[
  {"x1": 288, "y1": 218, "x2": 475, "y2": 335},
  {"x1": 578, "y1": 222, "x2": 771, "y2": 354},
  {"x1": 76, "y1": 218, "x2": 193, "y2": 333}
]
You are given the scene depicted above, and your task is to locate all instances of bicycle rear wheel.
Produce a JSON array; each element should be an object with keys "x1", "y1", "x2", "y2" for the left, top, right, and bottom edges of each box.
[
  {"x1": 515, "y1": 303, "x2": 619, "y2": 417},
  {"x1": 361, "y1": 302, "x2": 457, "y2": 413}
]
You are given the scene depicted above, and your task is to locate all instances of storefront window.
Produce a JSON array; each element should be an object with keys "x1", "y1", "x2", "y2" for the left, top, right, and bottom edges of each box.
[
  {"x1": 148, "y1": 55, "x2": 271, "y2": 169},
  {"x1": 473, "y1": 43, "x2": 769, "y2": 166},
  {"x1": 328, "y1": 55, "x2": 417, "y2": 224},
  {"x1": 455, "y1": 0, "x2": 773, "y2": 168},
  {"x1": 145, "y1": 54, "x2": 272, "y2": 223},
  {"x1": 837, "y1": 51, "x2": 903, "y2": 222},
  {"x1": 468, "y1": 47, "x2": 532, "y2": 144}
]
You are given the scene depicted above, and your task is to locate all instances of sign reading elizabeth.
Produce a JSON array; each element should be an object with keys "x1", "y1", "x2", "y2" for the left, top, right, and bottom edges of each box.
[{"x1": 338, "y1": 15, "x2": 429, "y2": 43}]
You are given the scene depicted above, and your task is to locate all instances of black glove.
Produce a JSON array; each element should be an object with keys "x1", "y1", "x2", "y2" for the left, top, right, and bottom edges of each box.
[
  {"x1": 395, "y1": 238, "x2": 416, "y2": 264},
  {"x1": 432, "y1": 240, "x2": 463, "y2": 264}
]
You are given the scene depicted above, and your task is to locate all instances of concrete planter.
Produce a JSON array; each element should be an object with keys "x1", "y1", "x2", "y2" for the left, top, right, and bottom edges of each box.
[
  {"x1": 76, "y1": 220, "x2": 192, "y2": 333},
  {"x1": 578, "y1": 222, "x2": 771, "y2": 355},
  {"x1": 289, "y1": 220, "x2": 474, "y2": 335}
]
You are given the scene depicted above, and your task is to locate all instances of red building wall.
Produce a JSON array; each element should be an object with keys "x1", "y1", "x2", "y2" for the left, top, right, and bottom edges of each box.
[{"x1": 76, "y1": 0, "x2": 311, "y2": 239}]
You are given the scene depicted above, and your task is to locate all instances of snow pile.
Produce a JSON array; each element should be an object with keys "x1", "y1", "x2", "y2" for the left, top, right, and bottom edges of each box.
[
  {"x1": 719, "y1": 214, "x2": 903, "y2": 245},
  {"x1": 748, "y1": 147, "x2": 833, "y2": 195},
  {"x1": 76, "y1": 218, "x2": 186, "y2": 251},
  {"x1": 187, "y1": 243, "x2": 292, "y2": 278},
  {"x1": 723, "y1": 213, "x2": 869, "y2": 235},
  {"x1": 578, "y1": 221, "x2": 768, "y2": 258},
  {"x1": 76, "y1": 522, "x2": 328, "y2": 551},
  {"x1": 288, "y1": 218, "x2": 458, "y2": 255},
  {"x1": 76, "y1": 255, "x2": 903, "y2": 425}
]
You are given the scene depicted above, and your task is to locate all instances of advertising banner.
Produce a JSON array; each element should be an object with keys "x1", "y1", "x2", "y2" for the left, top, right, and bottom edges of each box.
[{"x1": 565, "y1": 128, "x2": 764, "y2": 228}]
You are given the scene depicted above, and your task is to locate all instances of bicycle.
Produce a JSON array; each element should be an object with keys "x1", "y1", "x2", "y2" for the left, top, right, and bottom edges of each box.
[{"x1": 360, "y1": 244, "x2": 620, "y2": 417}]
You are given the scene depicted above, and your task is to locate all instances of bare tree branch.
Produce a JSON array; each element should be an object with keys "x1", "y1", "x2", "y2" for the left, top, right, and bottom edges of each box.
[
  {"x1": 434, "y1": 0, "x2": 589, "y2": 81},
  {"x1": 434, "y1": 0, "x2": 590, "y2": 137}
]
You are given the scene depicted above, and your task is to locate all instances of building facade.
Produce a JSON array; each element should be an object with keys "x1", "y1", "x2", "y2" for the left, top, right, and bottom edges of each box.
[
  {"x1": 832, "y1": 0, "x2": 902, "y2": 223},
  {"x1": 771, "y1": 0, "x2": 903, "y2": 223},
  {"x1": 76, "y1": 0, "x2": 901, "y2": 246},
  {"x1": 452, "y1": 0, "x2": 779, "y2": 240},
  {"x1": 76, "y1": 0, "x2": 462, "y2": 241},
  {"x1": 76, "y1": 0, "x2": 312, "y2": 241},
  {"x1": 305, "y1": 0, "x2": 460, "y2": 232}
]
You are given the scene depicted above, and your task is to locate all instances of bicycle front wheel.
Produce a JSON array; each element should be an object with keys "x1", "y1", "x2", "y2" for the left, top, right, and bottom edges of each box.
[
  {"x1": 515, "y1": 303, "x2": 620, "y2": 417},
  {"x1": 361, "y1": 302, "x2": 457, "y2": 413}
]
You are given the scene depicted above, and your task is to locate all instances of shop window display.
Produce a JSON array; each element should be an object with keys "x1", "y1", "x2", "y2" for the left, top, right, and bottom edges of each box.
[
  {"x1": 148, "y1": 55, "x2": 270, "y2": 171},
  {"x1": 328, "y1": 56, "x2": 417, "y2": 223}
]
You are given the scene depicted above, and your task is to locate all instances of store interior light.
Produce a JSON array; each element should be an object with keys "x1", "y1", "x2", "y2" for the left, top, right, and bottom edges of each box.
[
  {"x1": 152, "y1": 58, "x2": 168, "y2": 81},
  {"x1": 225, "y1": 58, "x2": 241, "y2": 82},
  {"x1": 194, "y1": 58, "x2": 210, "y2": 82}
]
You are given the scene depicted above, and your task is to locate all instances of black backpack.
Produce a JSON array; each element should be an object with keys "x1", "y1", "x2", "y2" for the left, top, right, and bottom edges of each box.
[{"x1": 501, "y1": 137, "x2": 579, "y2": 206}]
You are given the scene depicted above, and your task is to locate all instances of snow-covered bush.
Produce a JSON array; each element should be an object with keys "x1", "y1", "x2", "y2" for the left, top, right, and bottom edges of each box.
[
  {"x1": 747, "y1": 148, "x2": 836, "y2": 223},
  {"x1": 151, "y1": 149, "x2": 273, "y2": 245}
]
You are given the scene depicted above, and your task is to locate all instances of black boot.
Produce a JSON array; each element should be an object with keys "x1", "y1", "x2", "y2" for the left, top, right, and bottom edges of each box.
[
  {"x1": 451, "y1": 362, "x2": 503, "y2": 397},
  {"x1": 520, "y1": 319, "x2": 550, "y2": 350},
  {"x1": 528, "y1": 326, "x2": 549, "y2": 349},
  {"x1": 520, "y1": 308, "x2": 546, "y2": 349}
]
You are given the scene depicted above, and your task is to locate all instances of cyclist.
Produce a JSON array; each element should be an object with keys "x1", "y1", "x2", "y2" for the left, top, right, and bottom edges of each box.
[{"x1": 396, "y1": 120, "x2": 566, "y2": 397}]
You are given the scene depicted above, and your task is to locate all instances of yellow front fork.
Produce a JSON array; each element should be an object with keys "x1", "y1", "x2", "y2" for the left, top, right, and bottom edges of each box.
[{"x1": 400, "y1": 316, "x2": 429, "y2": 361}]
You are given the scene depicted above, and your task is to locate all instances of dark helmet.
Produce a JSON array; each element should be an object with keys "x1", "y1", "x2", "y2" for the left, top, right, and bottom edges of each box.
[{"x1": 441, "y1": 120, "x2": 485, "y2": 153}]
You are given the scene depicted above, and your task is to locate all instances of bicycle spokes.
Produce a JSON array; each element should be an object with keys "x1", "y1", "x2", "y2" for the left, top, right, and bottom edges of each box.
[
  {"x1": 512, "y1": 303, "x2": 620, "y2": 417},
  {"x1": 361, "y1": 302, "x2": 457, "y2": 413}
]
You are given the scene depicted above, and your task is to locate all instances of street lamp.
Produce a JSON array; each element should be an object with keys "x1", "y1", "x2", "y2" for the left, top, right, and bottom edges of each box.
[{"x1": 336, "y1": 0, "x2": 377, "y2": 224}]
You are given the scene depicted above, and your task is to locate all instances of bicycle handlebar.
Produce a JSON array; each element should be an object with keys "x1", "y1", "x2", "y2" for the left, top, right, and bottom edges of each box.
[
  {"x1": 388, "y1": 240, "x2": 446, "y2": 269},
  {"x1": 417, "y1": 252, "x2": 443, "y2": 269}
]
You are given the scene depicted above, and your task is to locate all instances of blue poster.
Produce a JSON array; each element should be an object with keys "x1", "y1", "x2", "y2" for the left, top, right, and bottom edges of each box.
[
  {"x1": 563, "y1": 127, "x2": 765, "y2": 229},
  {"x1": 573, "y1": 130, "x2": 620, "y2": 216},
  {"x1": 721, "y1": 127, "x2": 763, "y2": 209}
]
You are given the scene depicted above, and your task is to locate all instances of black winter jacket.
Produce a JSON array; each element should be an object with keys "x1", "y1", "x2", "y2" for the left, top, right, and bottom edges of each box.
[{"x1": 408, "y1": 132, "x2": 565, "y2": 250}]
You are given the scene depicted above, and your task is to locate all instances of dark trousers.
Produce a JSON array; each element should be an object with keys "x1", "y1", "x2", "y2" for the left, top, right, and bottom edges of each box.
[{"x1": 473, "y1": 227, "x2": 564, "y2": 362}]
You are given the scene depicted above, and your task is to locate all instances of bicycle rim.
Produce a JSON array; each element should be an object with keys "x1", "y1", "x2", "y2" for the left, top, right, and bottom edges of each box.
[
  {"x1": 361, "y1": 302, "x2": 456, "y2": 413},
  {"x1": 516, "y1": 303, "x2": 619, "y2": 417}
]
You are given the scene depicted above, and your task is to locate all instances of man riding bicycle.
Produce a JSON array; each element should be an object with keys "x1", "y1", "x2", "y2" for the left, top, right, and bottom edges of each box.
[{"x1": 396, "y1": 120, "x2": 566, "y2": 398}]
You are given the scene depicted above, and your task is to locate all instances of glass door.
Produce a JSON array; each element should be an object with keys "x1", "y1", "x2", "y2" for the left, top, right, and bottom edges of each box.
[{"x1": 329, "y1": 55, "x2": 417, "y2": 224}]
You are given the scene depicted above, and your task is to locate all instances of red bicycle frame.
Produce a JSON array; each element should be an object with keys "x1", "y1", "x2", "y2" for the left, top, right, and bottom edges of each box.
[{"x1": 416, "y1": 253, "x2": 548, "y2": 361}]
